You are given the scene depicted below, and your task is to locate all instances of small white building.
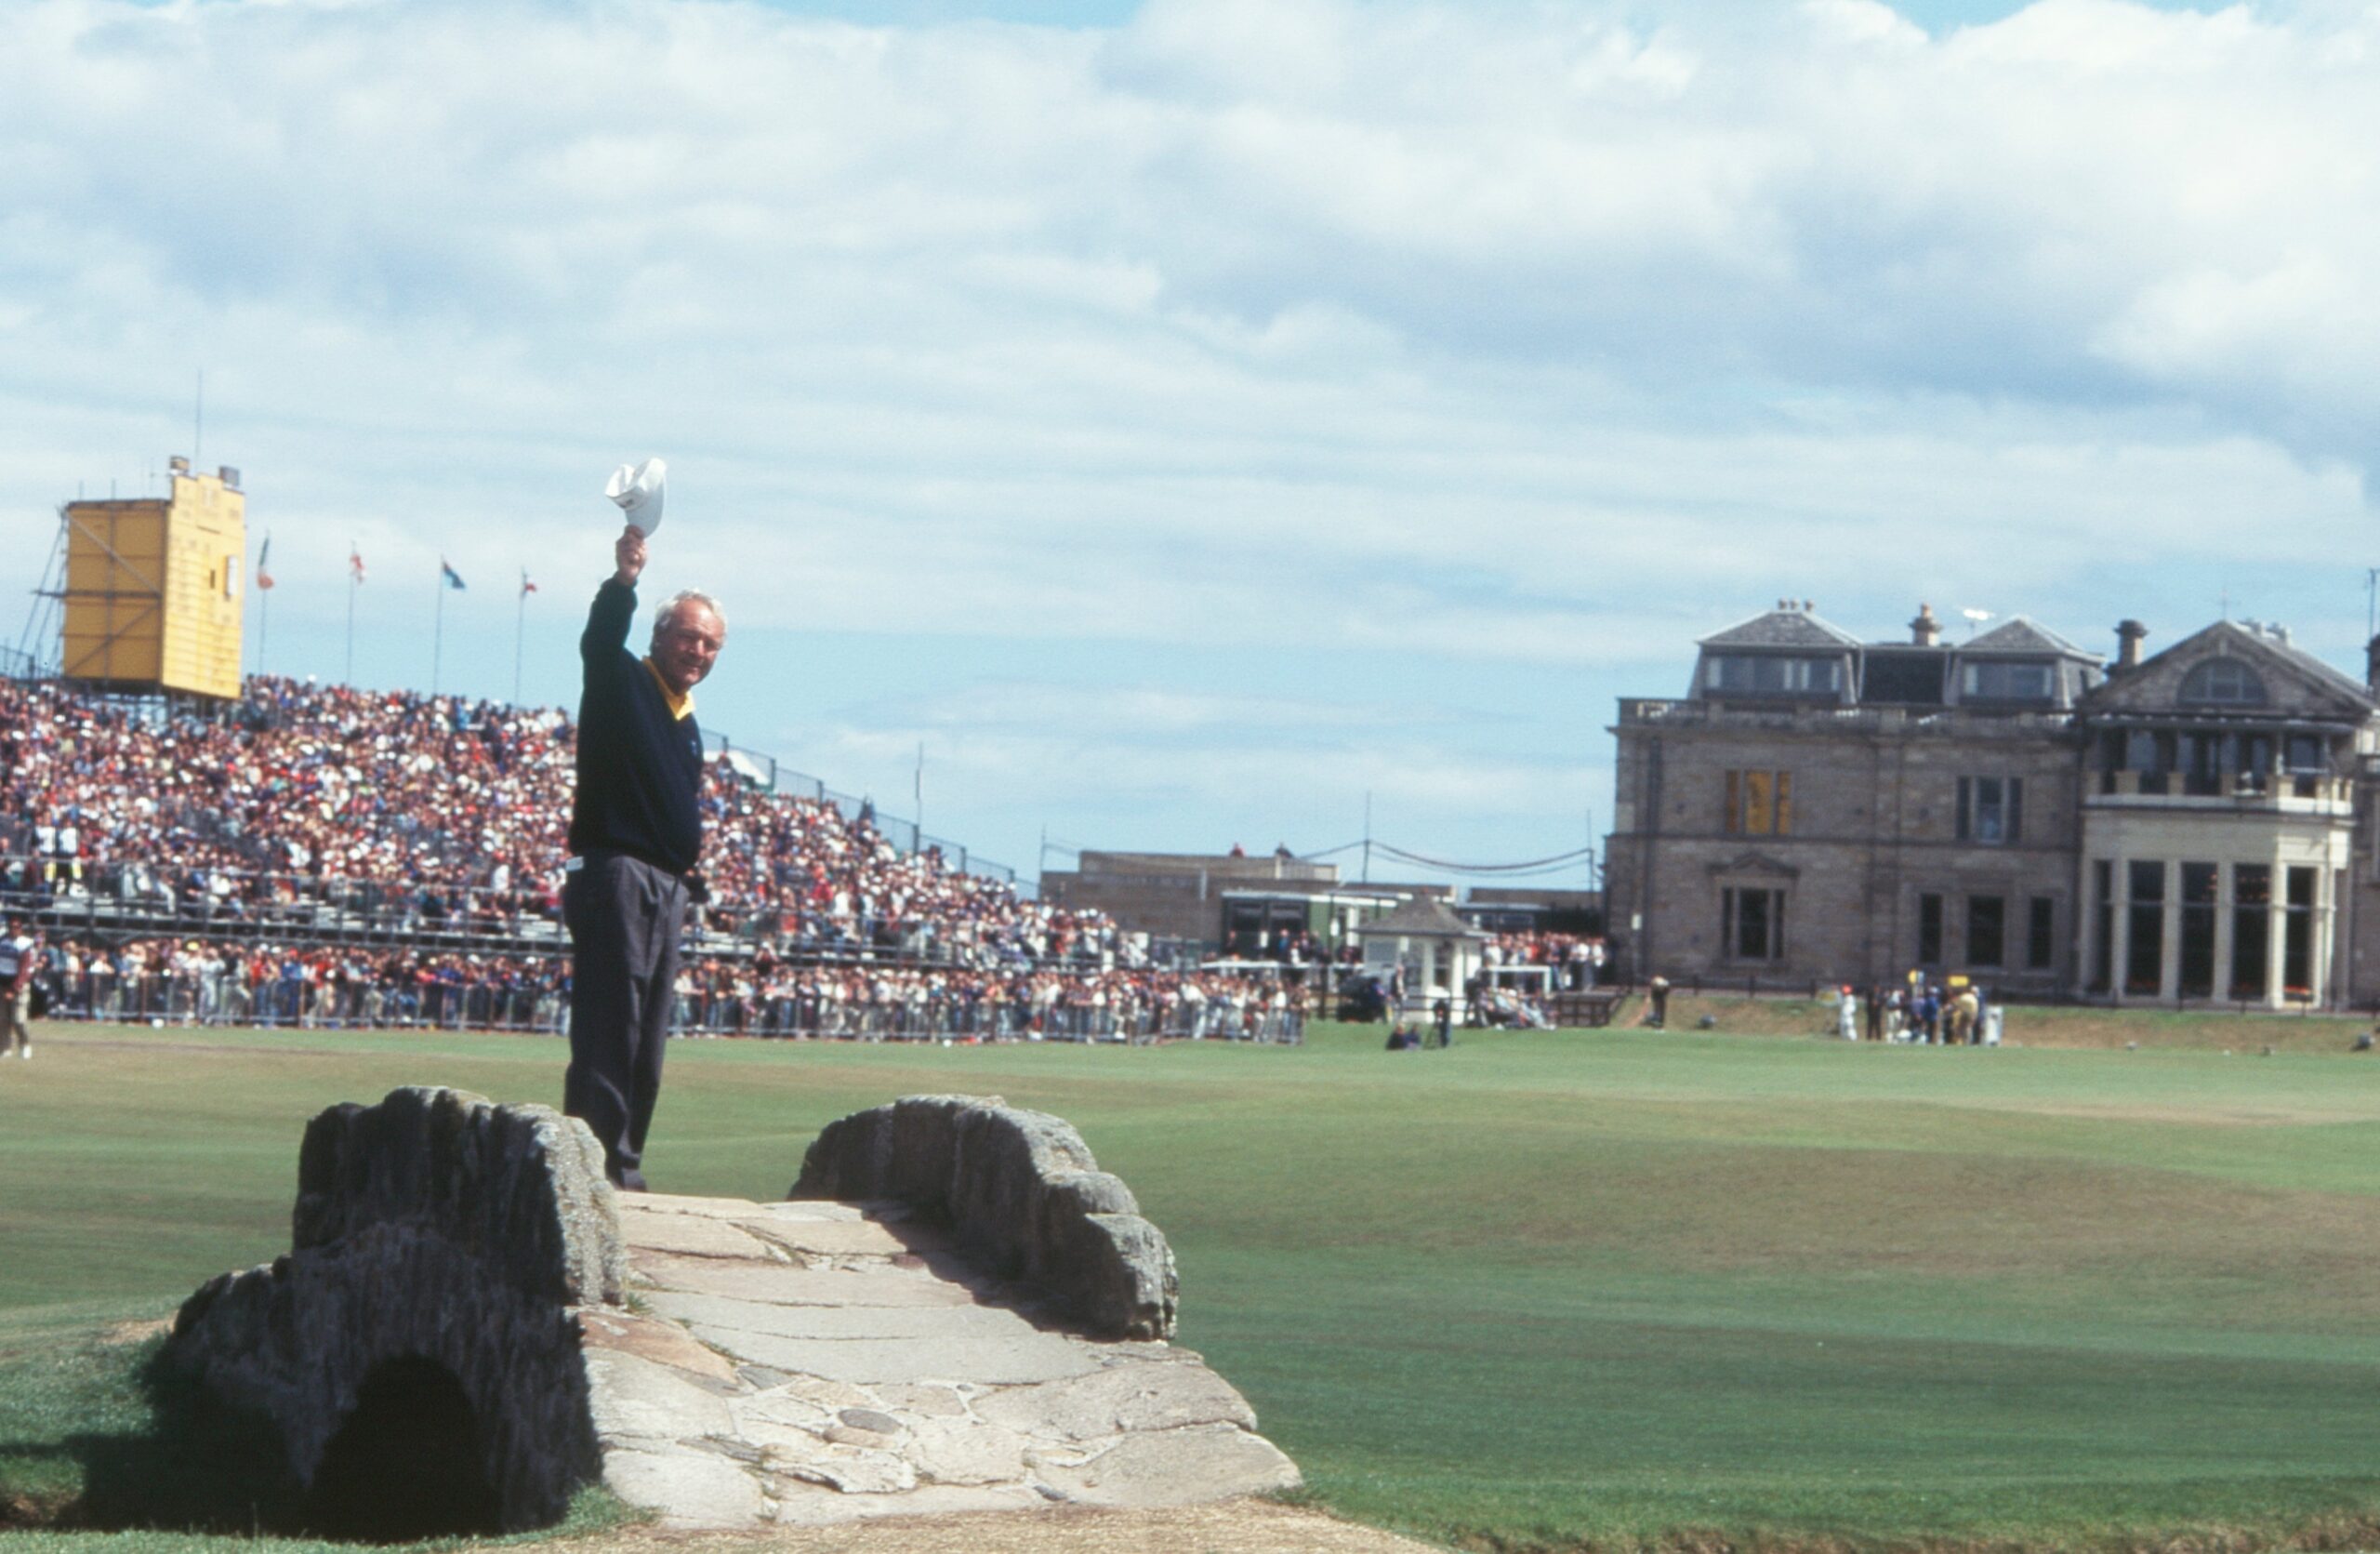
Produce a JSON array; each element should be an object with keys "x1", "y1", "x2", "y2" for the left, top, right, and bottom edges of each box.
[{"x1": 1354, "y1": 898, "x2": 1489, "y2": 1019}]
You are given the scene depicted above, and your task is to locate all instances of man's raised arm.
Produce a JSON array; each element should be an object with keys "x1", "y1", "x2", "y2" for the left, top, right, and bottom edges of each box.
[{"x1": 582, "y1": 525, "x2": 646, "y2": 666}]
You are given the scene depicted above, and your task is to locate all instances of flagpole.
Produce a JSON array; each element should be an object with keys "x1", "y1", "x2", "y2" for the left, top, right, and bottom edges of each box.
[
  {"x1": 345, "y1": 560, "x2": 357, "y2": 684},
  {"x1": 513, "y1": 580, "x2": 526, "y2": 706},
  {"x1": 251, "y1": 531, "x2": 271, "y2": 681},
  {"x1": 432, "y1": 567, "x2": 445, "y2": 696}
]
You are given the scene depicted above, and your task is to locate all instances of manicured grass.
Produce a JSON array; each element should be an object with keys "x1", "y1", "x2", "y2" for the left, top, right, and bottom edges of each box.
[{"x1": 3, "y1": 1016, "x2": 2378, "y2": 1550}]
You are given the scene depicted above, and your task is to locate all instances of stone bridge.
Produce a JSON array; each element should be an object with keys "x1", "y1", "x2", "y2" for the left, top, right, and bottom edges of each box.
[{"x1": 166, "y1": 1087, "x2": 1299, "y2": 1535}]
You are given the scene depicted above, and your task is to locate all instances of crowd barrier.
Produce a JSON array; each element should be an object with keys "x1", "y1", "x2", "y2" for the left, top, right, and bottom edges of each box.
[
  {"x1": 29, "y1": 969, "x2": 1305, "y2": 1045},
  {"x1": 702, "y1": 997, "x2": 1302, "y2": 1044},
  {"x1": 34, "y1": 968, "x2": 562, "y2": 1033}
]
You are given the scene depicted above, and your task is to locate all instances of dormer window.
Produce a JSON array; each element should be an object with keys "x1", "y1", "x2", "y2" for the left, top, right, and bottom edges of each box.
[
  {"x1": 1706, "y1": 656, "x2": 1842, "y2": 695},
  {"x1": 1961, "y1": 660, "x2": 2055, "y2": 701},
  {"x1": 2178, "y1": 657, "x2": 2266, "y2": 706}
]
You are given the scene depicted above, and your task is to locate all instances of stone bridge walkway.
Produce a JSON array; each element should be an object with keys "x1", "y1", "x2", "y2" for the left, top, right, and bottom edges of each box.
[{"x1": 579, "y1": 1192, "x2": 1302, "y2": 1530}]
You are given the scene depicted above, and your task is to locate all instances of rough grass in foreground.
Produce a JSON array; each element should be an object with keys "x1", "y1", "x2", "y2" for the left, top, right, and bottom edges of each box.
[
  {"x1": 0, "y1": 1317, "x2": 627, "y2": 1548},
  {"x1": 1, "y1": 1016, "x2": 2377, "y2": 1551}
]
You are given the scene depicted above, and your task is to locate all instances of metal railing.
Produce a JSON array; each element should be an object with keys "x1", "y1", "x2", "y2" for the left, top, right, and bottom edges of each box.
[
  {"x1": 691, "y1": 995, "x2": 1302, "y2": 1044},
  {"x1": 26, "y1": 965, "x2": 1305, "y2": 1044},
  {"x1": 32, "y1": 967, "x2": 567, "y2": 1034},
  {"x1": 0, "y1": 856, "x2": 573, "y2": 955},
  {"x1": 0, "y1": 855, "x2": 1091, "y2": 967}
]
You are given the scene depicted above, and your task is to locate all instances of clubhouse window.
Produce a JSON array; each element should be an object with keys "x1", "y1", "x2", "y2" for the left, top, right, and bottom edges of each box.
[
  {"x1": 2178, "y1": 862, "x2": 2217, "y2": 998},
  {"x1": 1916, "y1": 891, "x2": 1944, "y2": 965},
  {"x1": 2027, "y1": 895, "x2": 2056, "y2": 972},
  {"x1": 2177, "y1": 733, "x2": 2222, "y2": 797},
  {"x1": 2088, "y1": 862, "x2": 2112, "y2": 993},
  {"x1": 2177, "y1": 657, "x2": 2266, "y2": 706},
  {"x1": 1955, "y1": 777, "x2": 2022, "y2": 843},
  {"x1": 2286, "y1": 735, "x2": 2326, "y2": 799},
  {"x1": 2124, "y1": 730, "x2": 2172, "y2": 795},
  {"x1": 2232, "y1": 864, "x2": 2270, "y2": 1000},
  {"x1": 1861, "y1": 652, "x2": 1946, "y2": 705},
  {"x1": 2282, "y1": 866, "x2": 2316, "y2": 996},
  {"x1": 1966, "y1": 895, "x2": 2005, "y2": 968},
  {"x1": 2125, "y1": 860, "x2": 2165, "y2": 997},
  {"x1": 1720, "y1": 886, "x2": 1786, "y2": 963},
  {"x1": 1723, "y1": 770, "x2": 1793, "y2": 836},
  {"x1": 1706, "y1": 655, "x2": 1843, "y2": 696},
  {"x1": 1960, "y1": 660, "x2": 2055, "y2": 702},
  {"x1": 2235, "y1": 733, "x2": 2272, "y2": 796}
]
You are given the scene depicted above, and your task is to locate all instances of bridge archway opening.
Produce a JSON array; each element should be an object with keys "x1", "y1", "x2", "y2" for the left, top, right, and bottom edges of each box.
[{"x1": 310, "y1": 1355, "x2": 501, "y2": 1541}]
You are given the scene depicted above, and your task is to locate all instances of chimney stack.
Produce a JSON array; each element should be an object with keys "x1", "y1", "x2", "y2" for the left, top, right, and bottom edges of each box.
[
  {"x1": 2366, "y1": 634, "x2": 2380, "y2": 695},
  {"x1": 1910, "y1": 603, "x2": 1942, "y2": 647},
  {"x1": 2115, "y1": 619, "x2": 2149, "y2": 671}
]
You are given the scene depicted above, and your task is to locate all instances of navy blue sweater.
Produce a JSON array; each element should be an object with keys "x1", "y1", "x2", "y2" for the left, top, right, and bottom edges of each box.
[{"x1": 567, "y1": 578, "x2": 705, "y2": 875}]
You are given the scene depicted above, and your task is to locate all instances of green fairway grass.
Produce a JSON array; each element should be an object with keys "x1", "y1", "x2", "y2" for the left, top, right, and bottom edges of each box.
[{"x1": 3, "y1": 1016, "x2": 2378, "y2": 1550}]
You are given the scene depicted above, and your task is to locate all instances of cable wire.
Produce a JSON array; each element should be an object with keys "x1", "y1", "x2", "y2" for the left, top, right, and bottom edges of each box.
[{"x1": 1370, "y1": 842, "x2": 1598, "y2": 874}]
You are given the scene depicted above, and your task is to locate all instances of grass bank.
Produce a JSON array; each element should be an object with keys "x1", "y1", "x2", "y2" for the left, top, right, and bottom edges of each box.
[{"x1": 2, "y1": 1015, "x2": 2376, "y2": 1550}]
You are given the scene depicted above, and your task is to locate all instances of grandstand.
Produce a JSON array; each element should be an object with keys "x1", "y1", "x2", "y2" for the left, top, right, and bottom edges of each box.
[
  {"x1": 0, "y1": 672, "x2": 1317, "y2": 1042},
  {"x1": 3, "y1": 660, "x2": 1606, "y2": 1040}
]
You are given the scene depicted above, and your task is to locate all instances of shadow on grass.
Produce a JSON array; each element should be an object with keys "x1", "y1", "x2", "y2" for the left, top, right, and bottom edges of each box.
[{"x1": 0, "y1": 1336, "x2": 305, "y2": 1535}]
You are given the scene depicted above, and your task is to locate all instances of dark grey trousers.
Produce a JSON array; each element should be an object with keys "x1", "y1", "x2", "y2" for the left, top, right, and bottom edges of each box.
[{"x1": 562, "y1": 852, "x2": 687, "y2": 1189}]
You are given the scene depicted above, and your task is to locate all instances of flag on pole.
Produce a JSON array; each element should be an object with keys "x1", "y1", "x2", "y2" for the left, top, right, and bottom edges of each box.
[
  {"x1": 520, "y1": 569, "x2": 537, "y2": 598},
  {"x1": 255, "y1": 535, "x2": 275, "y2": 591},
  {"x1": 441, "y1": 559, "x2": 467, "y2": 591},
  {"x1": 350, "y1": 544, "x2": 366, "y2": 584}
]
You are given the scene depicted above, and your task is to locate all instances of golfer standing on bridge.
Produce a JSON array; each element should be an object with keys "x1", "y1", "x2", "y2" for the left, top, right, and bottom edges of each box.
[{"x1": 562, "y1": 517, "x2": 726, "y2": 1189}]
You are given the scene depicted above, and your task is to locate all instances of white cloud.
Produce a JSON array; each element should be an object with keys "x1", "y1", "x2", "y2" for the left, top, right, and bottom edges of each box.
[{"x1": 5, "y1": 0, "x2": 2380, "y2": 872}]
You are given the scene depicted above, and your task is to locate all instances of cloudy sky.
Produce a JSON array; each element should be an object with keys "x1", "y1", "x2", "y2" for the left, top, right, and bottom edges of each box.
[{"x1": 6, "y1": 0, "x2": 2377, "y2": 889}]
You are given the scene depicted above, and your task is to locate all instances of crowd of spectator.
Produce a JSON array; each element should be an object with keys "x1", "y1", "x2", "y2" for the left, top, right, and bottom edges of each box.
[
  {"x1": 0, "y1": 673, "x2": 1322, "y2": 1040},
  {"x1": 0, "y1": 673, "x2": 1593, "y2": 1042},
  {"x1": 0, "y1": 674, "x2": 1124, "y2": 964},
  {"x1": 1484, "y1": 932, "x2": 1605, "y2": 990}
]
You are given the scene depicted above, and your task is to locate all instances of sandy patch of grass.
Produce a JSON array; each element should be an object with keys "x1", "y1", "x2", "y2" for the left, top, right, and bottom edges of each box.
[{"x1": 557, "y1": 1501, "x2": 1435, "y2": 1554}]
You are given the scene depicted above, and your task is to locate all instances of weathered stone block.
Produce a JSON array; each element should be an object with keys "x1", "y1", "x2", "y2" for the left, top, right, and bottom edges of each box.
[
  {"x1": 790, "y1": 1096, "x2": 1179, "y2": 1340},
  {"x1": 168, "y1": 1087, "x2": 626, "y2": 1531}
]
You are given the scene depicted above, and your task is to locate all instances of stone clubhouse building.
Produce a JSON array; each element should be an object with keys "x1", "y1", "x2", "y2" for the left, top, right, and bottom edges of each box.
[{"x1": 1604, "y1": 602, "x2": 2380, "y2": 1009}]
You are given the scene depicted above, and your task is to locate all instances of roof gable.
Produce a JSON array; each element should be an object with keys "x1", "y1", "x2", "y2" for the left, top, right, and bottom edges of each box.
[
  {"x1": 1355, "y1": 898, "x2": 1486, "y2": 938},
  {"x1": 2082, "y1": 619, "x2": 2375, "y2": 720},
  {"x1": 1962, "y1": 617, "x2": 2093, "y2": 658},
  {"x1": 1699, "y1": 608, "x2": 1861, "y2": 650}
]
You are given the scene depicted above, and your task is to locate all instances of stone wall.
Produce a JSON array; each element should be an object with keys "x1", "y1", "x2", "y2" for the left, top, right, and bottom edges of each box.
[
  {"x1": 790, "y1": 1095, "x2": 1178, "y2": 1341},
  {"x1": 167, "y1": 1087, "x2": 626, "y2": 1531},
  {"x1": 1607, "y1": 712, "x2": 2082, "y2": 991}
]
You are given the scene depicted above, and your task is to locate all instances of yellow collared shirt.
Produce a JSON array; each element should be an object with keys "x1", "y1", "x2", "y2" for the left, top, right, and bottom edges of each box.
[{"x1": 641, "y1": 657, "x2": 695, "y2": 721}]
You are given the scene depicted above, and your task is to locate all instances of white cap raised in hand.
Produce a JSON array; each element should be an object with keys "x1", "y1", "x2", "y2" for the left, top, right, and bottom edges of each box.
[{"x1": 605, "y1": 457, "x2": 668, "y2": 535}]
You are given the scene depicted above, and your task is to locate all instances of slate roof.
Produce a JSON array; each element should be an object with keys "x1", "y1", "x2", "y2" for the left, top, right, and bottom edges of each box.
[
  {"x1": 1353, "y1": 897, "x2": 1486, "y2": 938},
  {"x1": 1961, "y1": 617, "x2": 2095, "y2": 658},
  {"x1": 1698, "y1": 608, "x2": 1862, "y2": 650}
]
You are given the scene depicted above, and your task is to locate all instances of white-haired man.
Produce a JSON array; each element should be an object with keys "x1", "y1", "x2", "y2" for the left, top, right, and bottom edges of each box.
[{"x1": 562, "y1": 524, "x2": 726, "y2": 1189}]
